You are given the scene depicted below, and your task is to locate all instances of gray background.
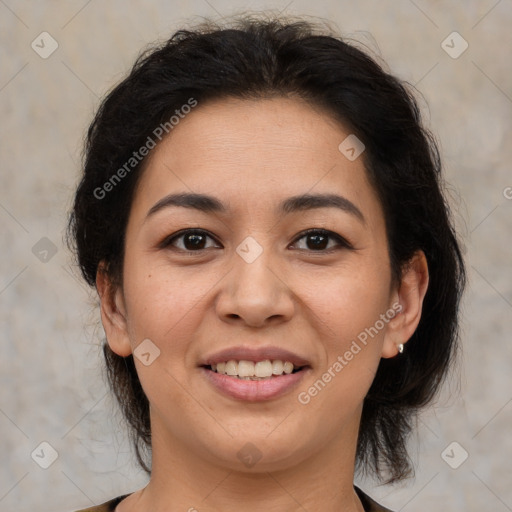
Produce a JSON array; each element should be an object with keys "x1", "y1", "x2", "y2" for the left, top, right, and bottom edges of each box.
[{"x1": 1, "y1": 1, "x2": 511, "y2": 511}]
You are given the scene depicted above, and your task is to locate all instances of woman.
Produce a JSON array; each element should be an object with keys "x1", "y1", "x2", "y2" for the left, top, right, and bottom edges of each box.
[{"x1": 68, "y1": 14, "x2": 466, "y2": 512}]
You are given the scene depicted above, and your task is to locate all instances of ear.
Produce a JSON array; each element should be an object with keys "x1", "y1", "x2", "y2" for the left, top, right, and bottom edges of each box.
[
  {"x1": 96, "y1": 262, "x2": 132, "y2": 357},
  {"x1": 381, "y1": 250, "x2": 429, "y2": 358}
]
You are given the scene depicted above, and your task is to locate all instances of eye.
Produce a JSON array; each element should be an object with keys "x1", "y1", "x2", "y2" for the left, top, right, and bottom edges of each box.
[
  {"x1": 290, "y1": 228, "x2": 353, "y2": 252},
  {"x1": 160, "y1": 228, "x2": 351, "y2": 253},
  {"x1": 160, "y1": 229, "x2": 221, "y2": 251}
]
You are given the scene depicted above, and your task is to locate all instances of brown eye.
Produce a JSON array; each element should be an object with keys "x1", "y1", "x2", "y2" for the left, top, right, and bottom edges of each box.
[
  {"x1": 305, "y1": 232, "x2": 329, "y2": 250},
  {"x1": 161, "y1": 229, "x2": 220, "y2": 251},
  {"x1": 291, "y1": 229, "x2": 352, "y2": 252},
  {"x1": 182, "y1": 232, "x2": 208, "y2": 250}
]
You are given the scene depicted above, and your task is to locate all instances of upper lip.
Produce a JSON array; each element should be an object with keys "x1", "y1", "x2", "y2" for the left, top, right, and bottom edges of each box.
[{"x1": 199, "y1": 346, "x2": 311, "y2": 368}]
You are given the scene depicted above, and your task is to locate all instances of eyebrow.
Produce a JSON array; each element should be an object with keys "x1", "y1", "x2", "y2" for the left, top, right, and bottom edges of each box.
[{"x1": 146, "y1": 192, "x2": 365, "y2": 224}]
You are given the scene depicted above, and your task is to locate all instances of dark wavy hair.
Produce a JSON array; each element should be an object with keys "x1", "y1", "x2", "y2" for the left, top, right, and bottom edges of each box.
[{"x1": 67, "y1": 14, "x2": 466, "y2": 484}]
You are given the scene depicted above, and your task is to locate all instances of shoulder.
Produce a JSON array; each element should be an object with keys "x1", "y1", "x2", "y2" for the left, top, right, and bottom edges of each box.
[
  {"x1": 72, "y1": 494, "x2": 132, "y2": 512},
  {"x1": 355, "y1": 486, "x2": 395, "y2": 512}
]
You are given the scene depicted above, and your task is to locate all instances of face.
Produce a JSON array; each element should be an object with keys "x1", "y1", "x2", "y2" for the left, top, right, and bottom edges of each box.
[{"x1": 101, "y1": 96, "x2": 414, "y2": 473}]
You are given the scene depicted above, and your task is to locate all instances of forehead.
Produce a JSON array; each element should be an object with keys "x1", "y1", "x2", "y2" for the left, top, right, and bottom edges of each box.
[{"x1": 131, "y1": 96, "x2": 384, "y2": 226}]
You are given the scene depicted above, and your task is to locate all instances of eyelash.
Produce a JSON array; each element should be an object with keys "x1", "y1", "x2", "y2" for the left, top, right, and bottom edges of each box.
[{"x1": 160, "y1": 228, "x2": 353, "y2": 253}]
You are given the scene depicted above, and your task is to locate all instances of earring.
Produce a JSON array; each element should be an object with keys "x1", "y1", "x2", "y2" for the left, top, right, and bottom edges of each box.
[{"x1": 398, "y1": 343, "x2": 404, "y2": 354}]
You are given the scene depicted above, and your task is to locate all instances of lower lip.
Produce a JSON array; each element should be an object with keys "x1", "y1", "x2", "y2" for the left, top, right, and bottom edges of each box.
[{"x1": 200, "y1": 367, "x2": 310, "y2": 401}]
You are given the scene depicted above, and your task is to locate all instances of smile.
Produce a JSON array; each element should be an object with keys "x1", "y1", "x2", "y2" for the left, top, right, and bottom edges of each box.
[
  {"x1": 201, "y1": 360, "x2": 310, "y2": 401},
  {"x1": 209, "y1": 359, "x2": 303, "y2": 379}
]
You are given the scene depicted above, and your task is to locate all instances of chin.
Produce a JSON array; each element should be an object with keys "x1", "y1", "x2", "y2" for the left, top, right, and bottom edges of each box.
[{"x1": 201, "y1": 433, "x2": 313, "y2": 473}]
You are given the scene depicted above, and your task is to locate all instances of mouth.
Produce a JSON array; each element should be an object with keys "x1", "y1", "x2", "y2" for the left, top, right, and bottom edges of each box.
[
  {"x1": 199, "y1": 359, "x2": 311, "y2": 401},
  {"x1": 202, "y1": 359, "x2": 307, "y2": 380}
]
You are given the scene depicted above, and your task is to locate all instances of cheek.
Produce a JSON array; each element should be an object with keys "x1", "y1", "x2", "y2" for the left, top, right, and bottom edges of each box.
[
  {"x1": 297, "y1": 291, "x2": 386, "y2": 430},
  {"x1": 296, "y1": 260, "x2": 391, "y2": 399},
  {"x1": 121, "y1": 257, "x2": 211, "y2": 353},
  {"x1": 329, "y1": 283, "x2": 389, "y2": 343},
  {"x1": 300, "y1": 258, "x2": 391, "y2": 341},
  {"x1": 120, "y1": 261, "x2": 209, "y2": 410}
]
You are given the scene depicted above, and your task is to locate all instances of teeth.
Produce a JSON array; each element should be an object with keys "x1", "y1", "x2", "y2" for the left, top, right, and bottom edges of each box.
[
  {"x1": 255, "y1": 360, "x2": 273, "y2": 378},
  {"x1": 272, "y1": 360, "x2": 283, "y2": 375},
  {"x1": 225, "y1": 360, "x2": 237, "y2": 376},
  {"x1": 238, "y1": 360, "x2": 255, "y2": 377},
  {"x1": 210, "y1": 359, "x2": 300, "y2": 378},
  {"x1": 283, "y1": 361, "x2": 294, "y2": 374}
]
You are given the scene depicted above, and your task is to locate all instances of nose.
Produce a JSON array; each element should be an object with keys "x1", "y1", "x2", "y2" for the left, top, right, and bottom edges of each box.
[{"x1": 215, "y1": 241, "x2": 295, "y2": 328}]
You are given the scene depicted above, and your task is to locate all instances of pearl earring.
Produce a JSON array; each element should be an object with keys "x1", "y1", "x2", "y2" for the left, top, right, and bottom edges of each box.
[{"x1": 398, "y1": 343, "x2": 404, "y2": 354}]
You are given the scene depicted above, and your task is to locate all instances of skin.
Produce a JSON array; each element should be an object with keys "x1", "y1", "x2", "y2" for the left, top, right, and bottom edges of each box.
[{"x1": 97, "y1": 96, "x2": 429, "y2": 512}]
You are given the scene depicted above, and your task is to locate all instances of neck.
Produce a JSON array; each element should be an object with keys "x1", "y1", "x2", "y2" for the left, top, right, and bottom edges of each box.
[{"x1": 120, "y1": 412, "x2": 365, "y2": 512}]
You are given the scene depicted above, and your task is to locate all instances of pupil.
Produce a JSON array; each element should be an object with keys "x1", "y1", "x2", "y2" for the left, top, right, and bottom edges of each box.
[
  {"x1": 308, "y1": 233, "x2": 327, "y2": 250},
  {"x1": 185, "y1": 233, "x2": 205, "y2": 250}
]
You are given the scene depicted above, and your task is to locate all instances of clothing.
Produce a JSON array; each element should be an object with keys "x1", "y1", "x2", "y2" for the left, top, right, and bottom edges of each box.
[
  {"x1": 355, "y1": 487, "x2": 394, "y2": 511},
  {"x1": 73, "y1": 493, "x2": 130, "y2": 512},
  {"x1": 72, "y1": 486, "x2": 394, "y2": 511}
]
